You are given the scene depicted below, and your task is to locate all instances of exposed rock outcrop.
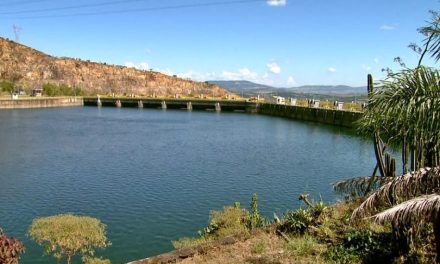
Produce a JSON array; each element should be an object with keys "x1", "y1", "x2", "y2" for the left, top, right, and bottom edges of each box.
[{"x1": 0, "y1": 37, "x2": 228, "y2": 97}]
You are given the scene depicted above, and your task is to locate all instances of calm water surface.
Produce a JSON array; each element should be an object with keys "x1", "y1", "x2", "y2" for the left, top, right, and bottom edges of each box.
[{"x1": 0, "y1": 107, "x2": 375, "y2": 263}]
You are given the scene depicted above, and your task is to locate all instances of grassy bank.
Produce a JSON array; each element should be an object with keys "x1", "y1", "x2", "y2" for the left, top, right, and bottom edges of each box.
[{"x1": 156, "y1": 194, "x2": 435, "y2": 264}]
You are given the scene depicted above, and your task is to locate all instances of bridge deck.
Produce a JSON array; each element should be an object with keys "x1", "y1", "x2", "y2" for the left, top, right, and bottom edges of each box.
[{"x1": 83, "y1": 97, "x2": 362, "y2": 127}]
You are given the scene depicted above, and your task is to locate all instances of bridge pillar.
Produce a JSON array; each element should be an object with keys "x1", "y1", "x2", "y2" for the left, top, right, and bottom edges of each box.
[
  {"x1": 97, "y1": 96, "x2": 102, "y2": 107},
  {"x1": 115, "y1": 99, "x2": 122, "y2": 108},
  {"x1": 187, "y1": 102, "x2": 193, "y2": 111},
  {"x1": 215, "y1": 102, "x2": 221, "y2": 112},
  {"x1": 138, "y1": 100, "x2": 144, "y2": 108},
  {"x1": 161, "y1": 101, "x2": 167, "y2": 109}
]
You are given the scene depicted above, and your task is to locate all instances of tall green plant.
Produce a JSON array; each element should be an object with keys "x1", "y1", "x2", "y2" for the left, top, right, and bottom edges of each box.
[{"x1": 246, "y1": 193, "x2": 264, "y2": 230}]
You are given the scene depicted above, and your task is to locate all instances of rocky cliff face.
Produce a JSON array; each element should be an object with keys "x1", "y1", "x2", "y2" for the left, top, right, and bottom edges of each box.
[{"x1": 0, "y1": 37, "x2": 228, "y2": 97}]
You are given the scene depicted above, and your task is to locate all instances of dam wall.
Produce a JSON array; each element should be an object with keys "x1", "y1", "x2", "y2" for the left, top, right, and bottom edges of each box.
[
  {"x1": 257, "y1": 103, "x2": 362, "y2": 128},
  {"x1": 3, "y1": 96, "x2": 363, "y2": 128},
  {"x1": 83, "y1": 97, "x2": 362, "y2": 128},
  {"x1": 0, "y1": 97, "x2": 83, "y2": 109}
]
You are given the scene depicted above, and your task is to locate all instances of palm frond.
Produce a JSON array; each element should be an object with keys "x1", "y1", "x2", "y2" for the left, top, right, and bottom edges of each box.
[
  {"x1": 352, "y1": 167, "x2": 440, "y2": 219},
  {"x1": 333, "y1": 176, "x2": 392, "y2": 198},
  {"x1": 373, "y1": 194, "x2": 440, "y2": 225},
  {"x1": 357, "y1": 66, "x2": 440, "y2": 152},
  {"x1": 418, "y1": 10, "x2": 440, "y2": 62}
]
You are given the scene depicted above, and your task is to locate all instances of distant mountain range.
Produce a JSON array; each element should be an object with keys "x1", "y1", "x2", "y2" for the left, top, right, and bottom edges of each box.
[
  {"x1": 210, "y1": 80, "x2": 276, "y2": 91},
  {"x1": 209, "y1": 80, "x2": 367, "y2": 96}
]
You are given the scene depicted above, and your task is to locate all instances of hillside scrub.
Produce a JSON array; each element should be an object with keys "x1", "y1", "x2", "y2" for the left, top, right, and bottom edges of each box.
[{"x1": 42, "y1": 83, "x2": 85, "y2": 96}]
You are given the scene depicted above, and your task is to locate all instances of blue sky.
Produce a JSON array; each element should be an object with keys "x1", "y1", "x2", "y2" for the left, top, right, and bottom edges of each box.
[{"x1": 0, "y1": 0, "x2": 437, "y2": 87}]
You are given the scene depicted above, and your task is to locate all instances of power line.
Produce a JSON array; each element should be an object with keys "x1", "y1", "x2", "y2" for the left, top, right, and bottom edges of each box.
[
  {"x1": 2, "y1": 0, "x2": 265, "y2": 19},
  {"x1": 0, "y1": 0, "x2": 150, "y2": 15}
]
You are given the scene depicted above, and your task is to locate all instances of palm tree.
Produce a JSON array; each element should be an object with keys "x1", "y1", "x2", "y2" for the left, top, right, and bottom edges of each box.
[
  {"x1": 347, "y1": 11, "x2": 440, "y2": 259},
  {"x1": 372, "y1": 194, "x2": 440, "y2": 262},
  {"x1": 358, "y1": 66, "x2": 440, "y2": 171},
  {"x1": 358, "y1": 11, "x2": 440, "y2": 174}
]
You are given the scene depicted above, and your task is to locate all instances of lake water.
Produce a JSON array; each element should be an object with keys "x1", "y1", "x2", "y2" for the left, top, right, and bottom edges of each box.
[{"x1": 0, "y1": 107, "x2": 376, "y2": 263}]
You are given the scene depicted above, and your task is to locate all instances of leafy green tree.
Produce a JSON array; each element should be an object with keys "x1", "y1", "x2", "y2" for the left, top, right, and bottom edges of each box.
[
  {"x1": 28, "y1": 214, "x2": 110, "y2": 264},
  {"x1": 42, "y1": 83, "x2": 59, "y2": 96},
  {"x1": 0, "y1": 228, "x2": 25, "y2": 264},
  {"x1": 42, "y1": 83, "x2": 84, "y2": 96},
  {"x1": 0, "y1": 81, "x2": 15, "y2": 93}
]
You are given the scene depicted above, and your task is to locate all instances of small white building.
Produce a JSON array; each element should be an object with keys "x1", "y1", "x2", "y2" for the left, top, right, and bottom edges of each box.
[
  {"x1": 336, "y1": 101, "x2": 344, "y2": 110},
  {"x1": 274, "y1": 96, "x2": 286, "y2": 105},
  {"x1": 289, "y1": 98, "x2": 297, "y2": 106},
  {"x1": 309, "y1": 99, "x2": 320, "y2": 108},
  {"x1": 32, "y1": 88, "x2": 43, "y2": 97},
  {"x1": 11, "y1": 93, "x2": 18, "y2": 100}
]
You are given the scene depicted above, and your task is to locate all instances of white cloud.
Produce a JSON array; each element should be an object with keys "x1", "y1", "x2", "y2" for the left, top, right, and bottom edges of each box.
[
  {"x1": 158, "y1": 68, "x2": 174, "y2": 76},
  {"x1": 222, "y1": 67, "x2": 258, "y2": 80},
  {"x1": 380, "y1": 24, "x2": 395, "y2": 31},
  {"x1": 177, "y1": 70, "x2": 217, "y2": 81},
  {"x1": 374, "y1": 58, "x2": 379, "y2": 64},
  {"x1": 267, "y1": 62, "x2": 281, "y2": 74},
  {"x1": 287, "y1": 76, "x2": 296, "y2": 86},
  {"x1": 125, "y1": 62, "x2": 136, "y2": 68},
  {"x1": 267, "y1": 0, "x2": 287, "y2": 6},
  {"x1": 362, "y1": 64, "x2": 372, "y2": 72},
  {"x1": 139, "y1": 62, "x2": 149, "y2": 70},
  {"x1": 125, "y1": 61, "x2": 150, "y2": 71},
  {"x1": 154, "y1": 64, "x2": 297, "y2": 87},
  {"x1": 328, "y1": 67, "x2": 337, "y2": 73},
  {"x1": 219, "y1": 67, "x2": 279, "y2": 86},
  {"x1": 178, "y1": 70, "x2": 194, "y2": 79},
  {"x1": 239, "y1": 68, "x2": 258, "y2": 78}
]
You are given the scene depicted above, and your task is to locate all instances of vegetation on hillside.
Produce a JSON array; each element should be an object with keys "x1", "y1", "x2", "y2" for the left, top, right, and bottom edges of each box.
[
  {"x1": 0, "y1": 81, "x2": 15, "y2": 94},
  {"x1": 42, "y1": 83, "x2": 85, "y2": 97},
  {"x1": 0, "y1": 80, "x2": 88, "y2": 97}
]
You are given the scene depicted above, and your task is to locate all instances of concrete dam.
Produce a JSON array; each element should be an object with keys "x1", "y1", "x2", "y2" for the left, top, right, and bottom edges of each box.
[{"x1": 83, "y1": 97, "x2": 362, "y2": 128}]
